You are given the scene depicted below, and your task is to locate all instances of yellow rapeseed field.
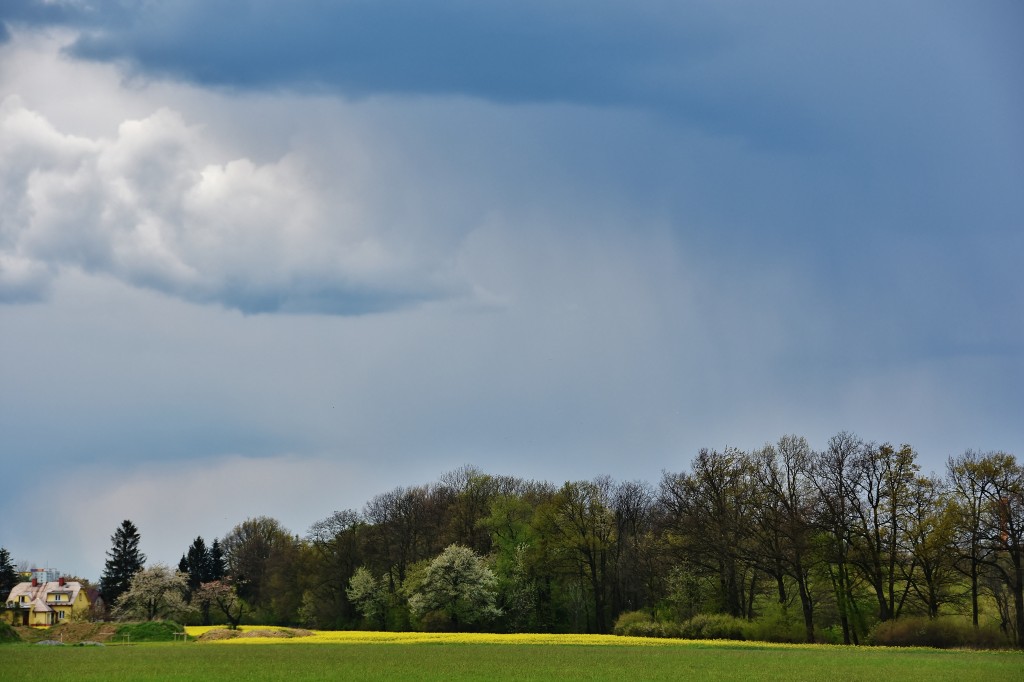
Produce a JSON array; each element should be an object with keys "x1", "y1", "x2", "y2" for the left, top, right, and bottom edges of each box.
[{"x1": 182, "y1": 626, "x2": 838, "y2": 649}]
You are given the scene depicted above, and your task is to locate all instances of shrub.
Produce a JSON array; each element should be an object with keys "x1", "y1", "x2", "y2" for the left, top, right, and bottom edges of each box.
[
  {"x1": 614, "y1": 611, "x2": 747, "y2": 641},
  {"x1": 868, "y1": 616, "x2": 1007, "y2": 649},
  {"x1": 743, "y1": 604, "x2": 808, "y2": 643},
  {"x1": 0, "y1": 621, "x2": 21, "y2": 643},
  {"x1": 114, "y1": 621, "x2": 184, "y2": 643},
  {"x1": 612, "y1": 610, "x2": 654, "y2": 636},
  {"x1": 677, "y1": 613, "x2": 746, "y2": 641}
]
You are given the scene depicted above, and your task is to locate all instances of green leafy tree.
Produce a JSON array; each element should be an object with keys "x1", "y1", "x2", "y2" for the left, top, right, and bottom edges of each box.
[
  {"x1": 112, "y1": 564, "x2": 188, "y2": 621},
  {"x1": 947, "y1": 450, "x2": 999, "y2": 627},
  {"x1": 541, "y1": 478, "x2": 618, "y2": 633},
  {"x1": 811, "y1": 431, "x2": 866, "y2": 644},
  {"x1": 306, "y1": 509, "x2": 365, "y2": 628},
  {"x1": 100, "y1": 520, "x2": 146, "y2": 608},
  {"x1": 660, "y1": 450, "x2": 756, "y2": 621},
  {"x1": 346, "y1": 566, "x2": 388, "y2": 629},
  {"x1": 406, "y1": 544, "x2": 500, "y2": 630},
  {"x1": 747, "y1": 436, "x2": 819, "y2": 643},
  {"x1": 976, "y1": 452, "x2": 1024, "y2": 647},
  {"x1": 221, "y1": 516, "x2": 294, "y2": 615},
  {"x1": 848, "y1": 442, "x2": 920, "y2": 623}
]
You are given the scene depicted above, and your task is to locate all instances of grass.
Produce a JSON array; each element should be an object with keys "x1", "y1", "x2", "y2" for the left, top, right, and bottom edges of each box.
[{"x1": 3, "y1": 632, "x2": 1022, "y2": 681}]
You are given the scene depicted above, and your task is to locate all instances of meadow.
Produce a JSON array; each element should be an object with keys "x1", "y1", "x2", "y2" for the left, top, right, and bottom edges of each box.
[{"x1": 3, "y1": 629, "x2": 1022, "y2": 682}]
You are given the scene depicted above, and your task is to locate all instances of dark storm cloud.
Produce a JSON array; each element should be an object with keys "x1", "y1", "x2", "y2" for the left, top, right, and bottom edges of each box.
[
  {"x1": 9, "y1": 0, "x2": 843, "y2": 145},
  {"x1": 2, "y1": 0, "x2": 1005, "y2": 157}
]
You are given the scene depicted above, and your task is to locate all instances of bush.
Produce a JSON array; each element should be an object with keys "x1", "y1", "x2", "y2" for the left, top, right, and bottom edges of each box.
[
  {"x1": 611, "y1": 611, "x2": 680, "y2": 638},
  {"x1": 868, "y1": 616, "x2": 1007, "y2": 649},
  {"x1": 0, "y1": 621, "x2": 21, "y2": 643},
  {"x1": 113, "y1": 621, "x2": 184, "y2": 643},
  {"x1": 743, "y1": 604, "x2": 808, "y2": 643},
  {"x1": 677, "y1": 613, "x2": 747, "y2": 641},
  {"x1": 614, "y1": 611, "x2": 747, "y2": 641},
  {"x1": 612, "y1": 610, "x2": 654, "y2": 636}
]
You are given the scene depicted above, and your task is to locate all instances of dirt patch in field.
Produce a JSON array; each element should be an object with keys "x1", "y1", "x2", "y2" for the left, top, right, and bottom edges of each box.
[
  {"x1": 197, "y1": 628, "x2": 239, "y2": 641},
  {"x1": 197, "y1": 628, "x2": 314, "y2": 641},
  {"x1": 238, "y1": 629, "x2": 290, "y2": 638},
  {"x1": 12, "y1": 623, "x2": 119, "y2": 644}
]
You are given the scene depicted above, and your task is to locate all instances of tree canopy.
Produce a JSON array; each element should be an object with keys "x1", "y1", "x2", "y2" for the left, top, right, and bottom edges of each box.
[
  {"x1": 406, "y1": 544, "x2": 500, "y2": 629},
  {"x1": 112, "y1": 563, "x2": 188, "y2": 621}
]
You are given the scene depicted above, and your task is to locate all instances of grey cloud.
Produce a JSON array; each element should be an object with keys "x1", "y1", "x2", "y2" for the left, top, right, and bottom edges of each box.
[
  {"x1": 0, "y1": 253, "x2": 51, "y2": 302},
  {"x1": 7, "y1": 1, "x2": 1021, "y2": 170},
  {"x1": 40, "y1": 1, "x2": 808, "y2": 144},
  {"x1": 9, "y1": 0, "x2": 1004, "y2": 159}
]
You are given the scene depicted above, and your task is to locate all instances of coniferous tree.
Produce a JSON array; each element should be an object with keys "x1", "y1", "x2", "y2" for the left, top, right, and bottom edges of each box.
[
  {"x1": 209, "y1": 539, "x2": 227, "y2": 581},
  {"x1": 179, "y1": 536, "x2": 211, "y2": 593},
  {"x1": 0, "y1": 547, "x2": 19, "y2": 598},
  {"x1": 100, "y1": 520, "x2": 146, "y2": 608}
]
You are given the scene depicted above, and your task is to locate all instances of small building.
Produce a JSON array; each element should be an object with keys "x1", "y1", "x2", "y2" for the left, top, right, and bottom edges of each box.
[{"x1": 5, "y1": 576, "x2": 90, "y2": 627}]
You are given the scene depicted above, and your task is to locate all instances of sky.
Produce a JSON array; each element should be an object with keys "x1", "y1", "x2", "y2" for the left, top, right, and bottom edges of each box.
[{"x1": 1, "y1": 0, "x2": 1021, "y2": 581}]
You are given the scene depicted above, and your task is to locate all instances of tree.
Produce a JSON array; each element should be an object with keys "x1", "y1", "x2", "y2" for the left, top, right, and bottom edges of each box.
[
  {"x1": 611, "y1": 479, "x2": 658, "y2": 619},
  {"x1": 179, "y1": 536, "x2": 221, "y2": 624},
  {"x1": 209, "y1": 539, "x2": 226, "y2": 581},
  {"x1": 363, "y1": 485, "x2": 433, "y2": 593},
  {"x1": 481, "y1": 491, "x2": 548, "y2": 632},
  {"x1": 100, "y1": 520, "x2": 146, "y2": 608},
  {"x1": 975, "y1": 452, "x2": 1024, "y2": 647},
  {"x1": 112, "y1": 564, "x2": 188, "y2": 621},
  {"x1": 748, "y1": 436, "x2": 818, "y2": 643},
  {"x1": 406, "y1": 544, "x2": 500, "y2": 630},
  {"x1": 194, "y1": 580, "x2": 247, "y2": 629},
  {"x1": 903, "y1": 474, "x2": 958, "y2": 618},
  {"x1": 660, "y1": 449, "x2": 756, "y2": 619},
  {"x1": 948, "y1": 450, "x2": 1001, "y2": 627},
  {"x1": 541, "y1": 477, "x2": 618, "y2": 633},
  {"x1": 306, "y1": 510, "x2": 366, "y2": 628},
  {"x1": 179, "y1": 536, "x2": 213, "y2": 593},
  {"x1": 346, "y1": 566, "x2": 387, "y2": 629},
  {"x1": 0, "y1": 547, "x2": 19, "y2": 600},
  {"x1": 221, "y1": 516, "x2": 293, "y2": 615},
  {"x1": 847, "y1": 443, "x2": 919, "y2": 622},
  {"x1": 811, "y1": 431, "x2": 865, "y2": 644}
]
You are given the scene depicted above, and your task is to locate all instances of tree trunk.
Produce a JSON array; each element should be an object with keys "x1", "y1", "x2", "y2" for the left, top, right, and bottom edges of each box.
[
  {"x1": 970, "y1": 560, "x2": 980, "y2": 627},
  {"x1": 795, "y1": 563, "x2": 815, "y2": 643}
]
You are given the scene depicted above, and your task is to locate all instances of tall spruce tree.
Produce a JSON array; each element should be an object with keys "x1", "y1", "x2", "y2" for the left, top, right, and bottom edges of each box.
[
  {"x1": 178, "y1": 536, "x2": 226, "y2": 626},
  {"x1": 209, "y1": 539, "x2": 226, "y2": 581},
  {"x1": 0, "y1": 547, "x2": 19, "y2": 598},
  {"x1": 100, "y1": 520, "x2": 146, "y2": 607},
  {"x1": 179, "y1": 536, "x2": 211, "y2": 593}
]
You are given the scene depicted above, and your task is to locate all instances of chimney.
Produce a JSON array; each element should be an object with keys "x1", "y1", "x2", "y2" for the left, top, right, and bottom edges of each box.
[
  {"x1": 59, "y1": 577, "x2": 66, "y2": 587},
  {"x1": 32, "y1": 578, "x2": 38, "y2": 587}
]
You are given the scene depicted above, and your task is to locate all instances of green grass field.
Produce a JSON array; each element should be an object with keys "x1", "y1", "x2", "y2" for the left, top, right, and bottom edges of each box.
[{"x1": 4, "y1": 640, "x2": 1022, "y2": 681}]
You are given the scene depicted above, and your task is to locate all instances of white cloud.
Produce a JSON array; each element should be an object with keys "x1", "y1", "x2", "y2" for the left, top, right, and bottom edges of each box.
[{"x1": 0, "y1": 95, "x2": 471, "y2": 313}]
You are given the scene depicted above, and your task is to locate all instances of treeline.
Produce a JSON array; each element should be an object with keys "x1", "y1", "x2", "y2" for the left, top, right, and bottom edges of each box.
[{"x1": 158, "y1": 433, "x2": 1023, "y2": 647}]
